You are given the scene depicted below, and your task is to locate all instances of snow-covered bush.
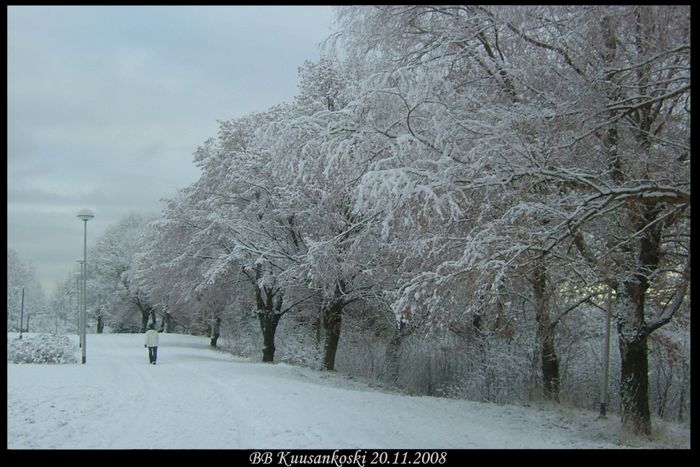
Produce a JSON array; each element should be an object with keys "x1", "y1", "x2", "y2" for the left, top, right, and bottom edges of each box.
[
  {"x1": 274, "y1": 310, "x2": 323, "y2": 370},
  {"x1": 218, "y1": 309, "x2": 261, "y2": 361},
  {"x1": 7, "y1": 333, "x2": 78, "y2": 364}
]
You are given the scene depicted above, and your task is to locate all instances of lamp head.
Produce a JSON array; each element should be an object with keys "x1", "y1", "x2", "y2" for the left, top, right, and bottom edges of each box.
[{"x1": 77, "y1": 208, "x2": 95, "y2": 221}]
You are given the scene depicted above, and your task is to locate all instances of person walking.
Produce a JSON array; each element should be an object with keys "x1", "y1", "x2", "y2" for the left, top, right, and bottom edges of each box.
[{"x1": 144, "y1": 323, "x2": 159, "y2": 365}]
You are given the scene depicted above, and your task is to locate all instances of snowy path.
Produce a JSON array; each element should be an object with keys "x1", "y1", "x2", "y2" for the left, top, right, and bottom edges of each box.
[{"x1": 8, "y1": 333, "x2": 630, "y2": 449}]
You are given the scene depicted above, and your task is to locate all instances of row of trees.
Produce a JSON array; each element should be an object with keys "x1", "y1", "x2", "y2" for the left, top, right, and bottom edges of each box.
[
  {"x1": 60, "y1": 6, "x2": 689, "y2": 436},
  {"x1": 49, "y1": 213, "x2": 161, "y2": 335}
]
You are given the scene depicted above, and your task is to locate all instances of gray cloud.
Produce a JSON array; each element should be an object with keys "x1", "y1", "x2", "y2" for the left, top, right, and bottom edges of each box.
[{"x1": 7, "y1": 5, "x2": 336, "y2": 295}]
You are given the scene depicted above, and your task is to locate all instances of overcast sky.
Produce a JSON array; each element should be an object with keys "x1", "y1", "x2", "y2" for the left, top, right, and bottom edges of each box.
[{"x1": 7, "y1": 5, "x2": 337, "y2": 296}]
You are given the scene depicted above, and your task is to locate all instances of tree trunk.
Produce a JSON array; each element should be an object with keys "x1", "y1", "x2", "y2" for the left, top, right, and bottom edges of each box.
[
  {"x1": 96, "y1": 314, "x2": 104, "y2": 334},
  {"x1": 533, "y1": 257, "x2": 560, "y2": 402},
  {"x1": 619, "y1": 333, "x2": 651, "y2": 435},
  {"x1": 314, "y1": 307, "x2": 324, "y2": 361},
  {"x1": 615, "y1": 202, "x2": 662, "y2": 435},
  {"x1": 385, "y1": 331, "x2": 403, "y2": 385},
  {"x1": 210, "y1": 317, "x2": 221, "y2": 348},
  {"x1": 163, "y1": 311, "x2": 173, "y2": 333},
  {"x1": 248, "y1": 264, "x2": 286, "y2": 363},
  {"x1": 140, "y1": 309, "x2": 149, "y2": 333},
  {"x1": 322, "y1": 301, "x2": 343, "y2": 371},
  {"x1": 384, "y1": 318, "x2": 413, "y2": 385},
  {"x1": 617, "y1": 281, "x2": 652, "y2": 435},
  {"x1": 258, "y1": 312, "x2": 280, "y2": 363},
  {"x1": 540, "y1": 334, "x2": 560, "y2": 401}
]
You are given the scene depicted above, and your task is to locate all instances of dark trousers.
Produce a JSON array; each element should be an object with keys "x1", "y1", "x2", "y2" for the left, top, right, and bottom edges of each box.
[{"x1": 148, "y1": 346, "x2": 158, "y2": 363}]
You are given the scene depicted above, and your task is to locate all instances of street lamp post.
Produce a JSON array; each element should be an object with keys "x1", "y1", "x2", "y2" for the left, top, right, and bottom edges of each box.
[
  {"x1": 77, "y1": 209, "x2": 95, "y2": 364},
  {"x1": 599, "y1": 289, "x2": 613, "y2": 418},
  {"x1": 18, "y1": 287, "x2": 25, "y2": 339},
  {"x1": 77, "y1": 261, "x2": 83, "y2": 347}
]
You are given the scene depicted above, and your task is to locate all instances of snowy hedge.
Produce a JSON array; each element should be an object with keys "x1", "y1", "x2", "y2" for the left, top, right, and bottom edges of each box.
[{"x1": 7, "y1": 333, "x2": 78, "y2": 364}]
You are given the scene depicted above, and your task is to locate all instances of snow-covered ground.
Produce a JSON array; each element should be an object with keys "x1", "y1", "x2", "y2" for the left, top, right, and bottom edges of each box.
[{"x1": 7, "y1": 333, "x2": 689, "y2": 449}]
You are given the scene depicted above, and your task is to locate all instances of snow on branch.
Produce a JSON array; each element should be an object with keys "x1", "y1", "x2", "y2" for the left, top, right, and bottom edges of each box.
[{"x1": 644, "y1": 254, "x2": 690, "y2": 335}]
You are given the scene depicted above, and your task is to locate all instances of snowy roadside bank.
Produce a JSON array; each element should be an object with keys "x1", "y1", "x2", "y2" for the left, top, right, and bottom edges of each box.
[{"x1": 7, "y1": 333, "x2": 690, "y2": 449}]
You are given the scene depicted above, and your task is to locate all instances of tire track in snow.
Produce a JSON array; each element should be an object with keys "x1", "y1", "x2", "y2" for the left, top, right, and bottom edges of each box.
[{"x1": 95, "y1": 334, "x2": 252, "y2": 448}]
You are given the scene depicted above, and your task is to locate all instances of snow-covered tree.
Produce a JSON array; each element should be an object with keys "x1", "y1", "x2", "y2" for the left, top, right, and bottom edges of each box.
[
  {"x1": 7, "y1": 248, "x2": 48, "y2": 333},
  {"x1": 539, "y1": 5, "x2": 690, "y2": 434},
  {"x1": 257, "y1": 56, "x2": 395, "y2": 370},
  {"x1": 331, "y1": 5, "x2": 690, "y2": 434},
  {"x1": 139, "y1": 106, "x2": 315, "y2": 362},
  {"x1": 48, "y1": 272, "x2": 81, "y2": 335},
  {"x1": 87, "y1": 212, "x2": 159, "y2": 333}
]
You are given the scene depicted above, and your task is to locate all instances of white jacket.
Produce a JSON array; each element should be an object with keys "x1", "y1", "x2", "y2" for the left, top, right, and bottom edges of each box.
[{"x1": 145, "y1": 329, "x2": 159, "y2": 347}]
